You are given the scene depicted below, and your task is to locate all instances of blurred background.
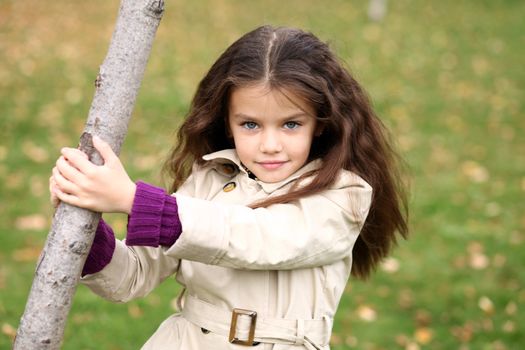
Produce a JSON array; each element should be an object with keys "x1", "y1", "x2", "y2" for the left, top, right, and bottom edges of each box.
[{"x1": 1, "y1": 0, "x2": 523, "y2": 349}]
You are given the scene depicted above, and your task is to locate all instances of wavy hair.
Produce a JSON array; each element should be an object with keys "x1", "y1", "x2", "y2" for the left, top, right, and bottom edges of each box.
[{"x1": 163, "y1": 25, "x2": 408, "y2": 279}]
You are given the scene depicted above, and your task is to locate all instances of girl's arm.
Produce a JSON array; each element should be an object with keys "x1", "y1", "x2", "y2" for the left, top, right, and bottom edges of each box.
[
  {"x1": 169, "y1": 175, "x2": 372, "y2": 270},
  {"x1": 50, "y1": 137, "x2": 182, "y2": 302}
]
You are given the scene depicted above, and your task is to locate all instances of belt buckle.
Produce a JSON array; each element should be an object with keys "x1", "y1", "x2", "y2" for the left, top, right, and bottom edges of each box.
[{"x1": 229, "y1": 308, "x2": 257, "y2": 346}]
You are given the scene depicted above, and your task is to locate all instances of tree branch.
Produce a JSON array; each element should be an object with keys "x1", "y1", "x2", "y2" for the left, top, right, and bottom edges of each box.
[{"x1": 14, "y1": 1, "x2": 164, "y2": 348}]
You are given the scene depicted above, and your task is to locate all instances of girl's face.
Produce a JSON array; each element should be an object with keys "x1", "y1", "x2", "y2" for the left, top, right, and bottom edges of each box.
[{"x1": 228, "y1": 84, "x2": 318, "y2": 183}]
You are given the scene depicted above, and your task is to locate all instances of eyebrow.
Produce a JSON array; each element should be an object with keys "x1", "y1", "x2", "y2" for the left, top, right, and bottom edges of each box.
[{"x1": 231, "y1": 112, "x2": 310, "y2": 121}]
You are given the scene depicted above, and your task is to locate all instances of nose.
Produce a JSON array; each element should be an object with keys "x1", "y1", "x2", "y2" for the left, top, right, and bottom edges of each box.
[{"x1": 259, "y1": 130, "x2": 283, "y2": 154}]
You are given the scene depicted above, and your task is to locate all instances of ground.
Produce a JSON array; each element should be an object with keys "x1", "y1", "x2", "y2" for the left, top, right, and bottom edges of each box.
[{"x1": 0, "y1": 0, "x2": 523, "y2": 349}]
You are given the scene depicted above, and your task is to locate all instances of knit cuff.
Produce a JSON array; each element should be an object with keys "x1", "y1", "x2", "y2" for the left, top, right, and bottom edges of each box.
[
  {"x1": 159, "y1": 194, "x2": 182, "y2": 246},
  {"x1": 82, "y1": 219, "x2": 116, "y2": 276},
  {"x1": 126, "y1": 181, "x2": 182, "y2": 247}
]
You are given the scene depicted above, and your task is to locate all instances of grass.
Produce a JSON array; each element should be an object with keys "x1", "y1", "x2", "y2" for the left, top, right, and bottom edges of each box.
[{"x1": 1, "y1": 0, "x2": 523, "y2": 349}]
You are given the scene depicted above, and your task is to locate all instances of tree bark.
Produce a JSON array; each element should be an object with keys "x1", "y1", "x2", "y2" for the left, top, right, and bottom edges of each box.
[{"x1": 14, "y1": 1, "x2": 164, "y2": 348}]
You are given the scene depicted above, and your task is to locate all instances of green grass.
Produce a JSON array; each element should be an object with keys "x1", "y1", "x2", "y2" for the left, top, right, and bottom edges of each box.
[{"x1": 1, "y1": 0, "x2": 524, "y2": 349}]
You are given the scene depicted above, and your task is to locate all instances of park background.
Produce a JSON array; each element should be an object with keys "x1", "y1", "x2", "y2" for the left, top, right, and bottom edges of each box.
[{"x1": 0, "y1": 0, "x2": 523, "y2": 349}]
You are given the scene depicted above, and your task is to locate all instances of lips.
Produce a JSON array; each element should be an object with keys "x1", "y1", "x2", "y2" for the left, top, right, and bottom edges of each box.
[{"x1": 257, "y1": 161, "x2": 288, "y2": 170}]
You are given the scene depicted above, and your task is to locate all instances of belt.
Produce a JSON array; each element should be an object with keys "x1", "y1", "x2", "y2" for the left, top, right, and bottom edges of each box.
[{"x1": 181, "y1": 293, "x2": 330, "y2": 350}]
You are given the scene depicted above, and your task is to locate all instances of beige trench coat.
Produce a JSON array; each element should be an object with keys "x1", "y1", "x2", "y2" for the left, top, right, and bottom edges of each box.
[{"x1": 81, "y1": 149, "x2": 372, "y2": 350}]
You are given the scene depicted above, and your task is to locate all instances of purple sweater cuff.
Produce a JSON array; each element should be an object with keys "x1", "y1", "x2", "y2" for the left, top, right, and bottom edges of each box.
[
  {"x1": 126, "y1": 181, "x2": 182, "y2": 247},
  {"x1": 82, "y1": 219, "x2": 116, "y2": 276}
]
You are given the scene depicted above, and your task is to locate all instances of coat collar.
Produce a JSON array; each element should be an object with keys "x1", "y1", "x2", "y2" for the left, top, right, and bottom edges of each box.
[{"x1": 202, "y1": 149, "x2": 321, "y2": 194}]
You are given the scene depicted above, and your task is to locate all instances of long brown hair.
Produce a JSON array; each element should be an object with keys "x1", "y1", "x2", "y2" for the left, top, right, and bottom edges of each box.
[{"x1": 164, "y1": 25, "x2": 408, "y2": 279}]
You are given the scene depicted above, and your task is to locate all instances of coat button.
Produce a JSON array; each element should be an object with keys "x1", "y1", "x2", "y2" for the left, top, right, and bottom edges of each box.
[{"x1": 223, "y1": 182, "x2": 236, "y2": 192}]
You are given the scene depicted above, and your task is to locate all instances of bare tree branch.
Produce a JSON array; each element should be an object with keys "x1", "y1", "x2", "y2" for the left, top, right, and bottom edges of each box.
[{"x1": 14, "y1": 1, "x2": 164, "y2": 348}]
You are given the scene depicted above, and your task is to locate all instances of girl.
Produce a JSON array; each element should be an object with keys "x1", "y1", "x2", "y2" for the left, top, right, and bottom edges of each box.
[{"x1": 51, "y1": 25, "x2": 408, "y2": 350}]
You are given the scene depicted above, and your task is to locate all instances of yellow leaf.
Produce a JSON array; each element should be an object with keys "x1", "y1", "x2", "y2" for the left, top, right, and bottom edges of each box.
[
  {"x1": 478, "y1": 296, "x2": 495, "y2": 315},
  {"x1": 128, "y1": 304, "x2": 143, "y2": 319},
  {"x1": 380, "y1": 257, "x2": 400, "y2": 273},
  {"x1": 502, "y1": 320, "x2": 515, "y2": 333},
  {"x1": 505, "y1": 302, "x2": 517, "y2": 316},
  {"x1": 345, "y1": 335, "x2": 358, "y2": 347},
  {"x1": 461, "y1": 160, "x2": 489, "y2": 183},
  {"x1": 414, "y1": 327, "x2": 433, "y2": 344},
  {"x1": 469, "y1": 252, "x2": 489, "y2": 270},
  {"x1": 2, "y1": 323, "x2": 17, "y2": 341},
  {"x1": 357, "y1": 305, "x2": 377, "y2": 322},
  {"x1": 12, "y1": 246, "x2": 42, "y2": 262},
  {"x1": 22, "y1": 140, "x2": 49, "y2": 163},
  {"x1": 15, "y1": 214, "x2": 48, "y2": 231},
  {"x1": 330, "y1": 333, "x2": 342, "y2": 345}
]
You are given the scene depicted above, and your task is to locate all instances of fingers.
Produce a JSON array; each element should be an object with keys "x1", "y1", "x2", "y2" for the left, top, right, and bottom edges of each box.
[
  {"x1": 56, "y1": 155, "x2": 85, "y2": 183},
  {"x1": 49, "y1": 175, "x2": 60, "y2": 208},
  {"x1": 60, "y1": 148, "x2": 92, "y2": 174},
  {"x1": 52, "y1": 165, "x2": 79, "y2": 195},
  {"x1": 93, "y1": 136, "x2": 117, "y2": 165},
  {"x1": 52, "y1": 185, "x2": 83, "y2": 208}
]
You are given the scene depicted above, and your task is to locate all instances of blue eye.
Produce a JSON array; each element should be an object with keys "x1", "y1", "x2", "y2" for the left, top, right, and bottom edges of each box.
[
  {"x1": 242, "y1": 122, "x2": 258, "y2": 130},
  {"x1": 284, "y1": 121, "x2": 300, "y2": 129}
]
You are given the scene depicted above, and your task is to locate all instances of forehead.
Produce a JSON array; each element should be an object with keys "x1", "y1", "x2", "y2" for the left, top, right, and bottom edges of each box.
[{"x1": 228, "y1": 84, "x2": 315, "y2": 117}]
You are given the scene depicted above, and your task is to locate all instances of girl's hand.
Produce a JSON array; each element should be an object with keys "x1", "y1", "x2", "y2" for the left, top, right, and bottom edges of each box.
[
  {"x1": 49, "y1": 175, "x2": 60, "y2": 208},
  {"x1": 51, "y1": 136, "x2": 136, "y2": 214}
]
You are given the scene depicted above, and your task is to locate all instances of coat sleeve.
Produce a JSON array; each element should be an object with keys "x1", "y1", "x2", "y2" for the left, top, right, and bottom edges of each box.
[
  {"x1": 80, "y1": 173, "x2": 198, "y2": 303},
  {"x1": 81, "y1": 243, "x2": 179, "y2": 302},
  {"x1": 167, "y1": 172, "x2": 372, "y2": 270}
]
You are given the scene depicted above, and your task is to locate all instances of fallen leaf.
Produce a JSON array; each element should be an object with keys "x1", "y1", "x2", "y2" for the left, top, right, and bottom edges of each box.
[
  {"x1": 469, "y1": 252, "x2": 489, "y2": 270},
  {"x1": 380, "y1": 257, "x2": 400, "y2": 273},
  {"x1": 15, "y1": 214, "x2": 48, "y2": 231},
  {"x1": 505, "y1": 302, "x2": 517, "y2": 316},
  {"x1": 414, "y1": 309, "x2": 432, "y2": 327},
  {"x1": 414, "y1": 327, "x2": 433, "y2": 345},
  {"x1": 491, "y1": 340, "x2": 507, "y2": 350},
  {"x1": 12, "y1": 246, "x2": 42, "y2": 262},
  {"x1": 22, "y1": 140, "x2": 49, "y2": 163},
  {"x1": 478, "y1": 296, "x2": 495, "y2": 315},
  {"x1": 128, "y1": 304, "x2": 143, "y2": 319},
  {"x1": 461, "y1": 160, "x2": 489, "y2": 183},
  {"x1": 502, "y1": 320, "x2": 515, "y2": 333},
  {"x1": 330, "y1": 332, "x2": 342, "y2": 345},
  {"x1": 467, "y1": 241, "x2": 484, "y2": 254},
  {"x1": 357, "y1": 305, "x2": 377, "y2": 322},
  {"x1": 2, "y1": 323, "x2": 17, "y2": 341},
  {"x1": 345, "y1": 335, "x2": 358, "y2": 347},
  {"x1": 451, "y1": 322, "x2": 474, "y2": 342},
  {"x1": 405, "y1": 341, "x2": 420, "y2": 350},
  {"x1": 395, "y1": 334, "x2": 410, "y2": 347}
]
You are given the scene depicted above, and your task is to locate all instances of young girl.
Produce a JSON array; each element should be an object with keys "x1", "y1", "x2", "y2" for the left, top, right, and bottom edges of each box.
[{"x1": 50, "y1": 25, "x2": 408, "y2": 350}]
